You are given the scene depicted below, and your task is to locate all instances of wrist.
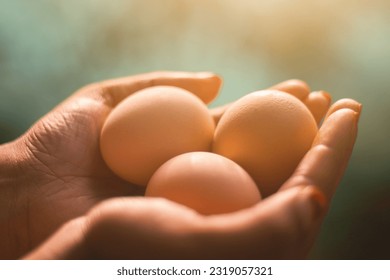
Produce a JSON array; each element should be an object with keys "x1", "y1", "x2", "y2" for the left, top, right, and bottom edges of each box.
[{"x1": 0, "y1": 139, "x2": 35, "y2": 258}]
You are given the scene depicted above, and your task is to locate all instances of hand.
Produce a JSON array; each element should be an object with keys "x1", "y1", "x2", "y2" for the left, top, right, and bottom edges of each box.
[
  {"x1": 0, "y1": 72, "x2": 221, "y2": 259},
  {"x1": 19, "y1": 74, "x2": 361, "y2": 259}
]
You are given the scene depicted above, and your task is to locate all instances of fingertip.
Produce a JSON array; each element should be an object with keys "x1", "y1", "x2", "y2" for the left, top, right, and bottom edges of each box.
[
  {"x1": 311, "y1": 90, "x2": 332, "y2": 107},
  {"x1": 313, "y1": 108, "x2": 358, "y2": 150},
  {"x1": 304, "y1": 90, "x2": 332, "y2": 125},
  {"x1": 289, "y1": 79, "x2": 311, "y2": 92},
  {"x1": 194, "y1": 71, "x2": 222, "y2": 80},
  {"x1": 145, "y1": 71, "x2": 223, "y2": 105},
  {"x1": 319, "y1": 90, "x2": 332, "y2": 104},
  {"x1": 270, "y1": 79, "x2": 311, "y2": 101},
  {"x1": 147, "y1": 71, "x2": 223, "y2": 104},
  {"x1": 324, "y1": 98, "x2": 362, "y2": 121},
  {"x1": 197, "y1": 72, "x2": 223, "y2": 104},
  {"x1": 278, "y1": 79, "x2": 310, "y2": 91}
]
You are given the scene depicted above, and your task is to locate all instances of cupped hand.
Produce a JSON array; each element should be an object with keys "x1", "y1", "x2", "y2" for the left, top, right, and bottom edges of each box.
[
  {"x1": 19, "y1": 74, "x2": 361, "y2": 260},
  {"x1": 0, "y1": 72, "x2": 221, "y2": 259}
]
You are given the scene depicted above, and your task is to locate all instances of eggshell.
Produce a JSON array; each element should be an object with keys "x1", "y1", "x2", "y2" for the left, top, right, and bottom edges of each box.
[
  {"x1": 100, "y1": 86, "x2": 215, "y2": 186},
  {"x1": 145, "y1": 152, "x2": 261, "y2": 215},
  {"x1": 213, "y1": 90, "x2": 318, "y2": 197}
]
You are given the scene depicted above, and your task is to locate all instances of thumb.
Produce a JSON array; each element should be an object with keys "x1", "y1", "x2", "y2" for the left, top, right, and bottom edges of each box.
[
  {"x1": 191, "y1": 186, "x2": 327, "y2": 259},
  {"x1": 81, "y1": 186, "x2": 327, "y2": 259},
  {"x1": 22, "y1": 186, "x2": 327, "y2": 259},
  {"x1": 75, "y1": 71, "x2": 222, "y2": 108}
]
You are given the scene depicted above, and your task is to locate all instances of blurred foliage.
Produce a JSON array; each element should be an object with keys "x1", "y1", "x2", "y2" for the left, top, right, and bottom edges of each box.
[{"x1": 1, "y1": 0, "x2": 390, "y2": 259}]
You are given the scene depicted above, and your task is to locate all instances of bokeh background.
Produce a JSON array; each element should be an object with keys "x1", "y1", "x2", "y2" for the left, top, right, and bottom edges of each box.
[{"x1": 1, "y1": 0, "x2": 389, "y2": 259}]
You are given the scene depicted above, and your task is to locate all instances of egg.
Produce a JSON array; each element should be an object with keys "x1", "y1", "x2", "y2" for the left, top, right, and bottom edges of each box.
[
  {"x1": 213, "y1": 90, "x2": 318, "y2": 197},
  {"x1": 100, "y1": 86, "x2": 215, "y2": 186},
  {"x1": 145, "y1": 152, "x2": 261, "y2": 215}
]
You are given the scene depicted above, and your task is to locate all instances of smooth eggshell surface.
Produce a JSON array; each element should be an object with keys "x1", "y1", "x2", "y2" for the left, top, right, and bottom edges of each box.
[
  {"x1": 213, "y1": 90, "x2": 318, "y2": 197},
  {"x1": 145, "y1": 152, "x2": 261, "y2": 215},
  {"x1": 100, "y1": 86, "x2": 215, "y2": 186}
]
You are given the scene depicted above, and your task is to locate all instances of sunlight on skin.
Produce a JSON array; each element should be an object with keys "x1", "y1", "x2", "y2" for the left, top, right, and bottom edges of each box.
[
  {"x1": 20, "y1": 72, "x2": 361, "y2": 260},
  {"x1": 0, "y1": 72, "x2": 222, "y2": 259}
]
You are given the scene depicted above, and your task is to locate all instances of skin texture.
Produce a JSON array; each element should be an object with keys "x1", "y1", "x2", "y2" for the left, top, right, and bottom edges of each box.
[
  {"x1": 0, "y1": 72, "x2": 361, "y2": 259},
  {"x1": 0, "y1": 71, "x2": 221, "y2": 259}
]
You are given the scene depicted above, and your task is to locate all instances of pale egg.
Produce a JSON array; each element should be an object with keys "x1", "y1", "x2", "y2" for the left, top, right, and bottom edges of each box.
[
  {"x1": 213, "y1": 90, "x2": 318, "y2": 197},
  {"x1": 145, "y1": 152, "x2": 261, "y2": 215},
  {"x1": 100, "y1": 86, "x2": 215, "y2": 186}
]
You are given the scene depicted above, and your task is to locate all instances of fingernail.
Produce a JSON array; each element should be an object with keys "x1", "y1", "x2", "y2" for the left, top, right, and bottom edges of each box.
[
  {"x1": 355, "y1": 103, "x2": 362, "y2": 123},
  {"x1": 319, "y1": 90, "x2": 332, "y2": 105},
  {"x1": 195, "y1": 72, "x2": 217, "y2": 78}
]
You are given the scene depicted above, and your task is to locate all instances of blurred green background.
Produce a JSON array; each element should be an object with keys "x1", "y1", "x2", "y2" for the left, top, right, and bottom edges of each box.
[{"x1": 1, "y1": 0, "x2": 389, "y2": 259}]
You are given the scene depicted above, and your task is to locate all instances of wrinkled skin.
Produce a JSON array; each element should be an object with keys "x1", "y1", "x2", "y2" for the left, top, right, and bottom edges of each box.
[{"x1": 0, "y1": 72, "x2": 361, "y2": 259}]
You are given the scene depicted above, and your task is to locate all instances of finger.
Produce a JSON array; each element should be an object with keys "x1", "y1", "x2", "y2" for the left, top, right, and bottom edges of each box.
[
  {"x1": 82, "y1": 187, "x2": 326, "y2": 259},
  {"x1": 270, "y1": 79, "x2": 310, "y2": 101},
  {"x1": 279, "y1": 108, "x2": 360, "y2": 200},
  {"x1": 83, "y1": 197, "x2": 208, "y2": 259},
  {"x1": 210, "y1": 79, "x2": 310, "y2": 124},
  {"x1": 303, "y1": 91, "x2": 332, "y2": 125},
  {"x1": 209, "y1": 103, "x2": 231, "y2": 125},
  {"x1": 324, "y1": 98, "x2": 362, "y2": 121},
  {"x1": 78, "y1": 71, "x2": 222, "y2": 108},
  {"x1": 25, "y1": 187, "x2": 325, "y2": 260}
]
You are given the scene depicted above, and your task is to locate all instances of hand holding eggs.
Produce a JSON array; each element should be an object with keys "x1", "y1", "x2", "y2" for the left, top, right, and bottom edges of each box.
[
  {"x1": 100, "y1": 86, "x2": 215, "y2": 186},
  {"x1": 100, "y1": 83, "x2": 321, "y2": 214},
  {"x1": 213, "y1": 90, "x2": 318, "y2": 197},
  {"x1": 146, "y1": 152, "x2": 261, "y2": 215}
]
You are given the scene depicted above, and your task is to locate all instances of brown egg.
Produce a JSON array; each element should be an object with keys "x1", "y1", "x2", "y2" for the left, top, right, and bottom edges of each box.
[
  {"x1": 100, "y1": 86, "x2": 215, "y2": 186},
  {"x1": 213, "y1": 90, "x2": 318, "y2": 197},
  {"x1": 145, "y1": 152, "x2": 261, "y2": 215}
]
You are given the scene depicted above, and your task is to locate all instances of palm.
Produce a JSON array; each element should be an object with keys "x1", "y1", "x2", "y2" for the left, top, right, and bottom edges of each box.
[
  {"x1": 5, "y1": 96, "x2": 140, "y2": 258},
  {"x1": 1, "y1": 72, "x2": 360, "y2": 260},
  {"x1": 0, "y1": 72, "x2": 221, "y2": 259},
  {"x1": 27, "y1": 95, "x2": 142, "y2": 197}
]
